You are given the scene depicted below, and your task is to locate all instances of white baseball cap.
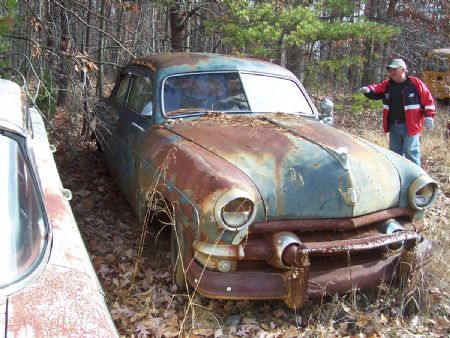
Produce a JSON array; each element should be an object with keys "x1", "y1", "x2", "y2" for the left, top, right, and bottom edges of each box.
[{"x1": 386, "y1": 59, "x2": 407, "y2": 70}]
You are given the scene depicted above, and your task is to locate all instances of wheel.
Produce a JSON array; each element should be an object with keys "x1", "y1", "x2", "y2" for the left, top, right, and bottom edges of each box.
[{"x1": 171, "y1": 224, "x2": 187, "y2": 291}]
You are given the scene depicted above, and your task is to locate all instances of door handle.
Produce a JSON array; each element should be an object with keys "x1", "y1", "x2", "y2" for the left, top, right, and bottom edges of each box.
[{"x1": 131, "y1": 122, "x2": 145, "y2": 132}]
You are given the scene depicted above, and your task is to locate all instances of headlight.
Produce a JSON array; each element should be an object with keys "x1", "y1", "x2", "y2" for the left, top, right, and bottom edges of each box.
[
  {"x1": 214, "y1": 189, "x2": 256, "y2": 231},
  {"x1": 408, "y1": 175, "x2": 438, "y2": 210}
]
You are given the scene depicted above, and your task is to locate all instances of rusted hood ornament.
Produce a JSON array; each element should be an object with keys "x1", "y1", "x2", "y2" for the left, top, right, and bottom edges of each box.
[{"x1": 333, "y1": 147, "x2": 360, "y2": 206}]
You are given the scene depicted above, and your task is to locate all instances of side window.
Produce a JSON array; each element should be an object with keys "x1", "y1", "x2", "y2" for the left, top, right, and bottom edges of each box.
[
  {"x1": 127, "y1": 76, "x2": 153, "y2": 114},
  {"x1": 114, "y1": 73, "x2": 132, "y2": 105},
  {"x1": 0, "y1": 134, "x2": 49, "y2": 292}
]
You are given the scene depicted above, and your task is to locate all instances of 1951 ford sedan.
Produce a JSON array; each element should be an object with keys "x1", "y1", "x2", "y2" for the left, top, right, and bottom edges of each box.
[{"x1": 94, "y1": 53, "x2": 436, "y2": 308}]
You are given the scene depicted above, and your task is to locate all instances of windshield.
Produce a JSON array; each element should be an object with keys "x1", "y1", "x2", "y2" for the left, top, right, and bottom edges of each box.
[
  {"x1": 162, "y1": 72, "x2": 313, "y2": 117},
  {"x1": 0, "y1": 134, "x2": 49, "y2": 293},
  {"x1": 240, "y1": 73, "x2": 313, "y2": 114}
]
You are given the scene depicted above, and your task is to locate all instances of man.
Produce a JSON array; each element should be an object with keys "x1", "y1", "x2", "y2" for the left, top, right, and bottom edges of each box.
[{"x1": 361, "y1": 59, "x2": 436, "y2": 166}]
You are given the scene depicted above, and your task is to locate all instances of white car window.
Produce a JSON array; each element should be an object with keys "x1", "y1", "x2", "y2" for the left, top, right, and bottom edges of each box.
[{"x1": 0, "y1": 134, "x2": 49, "y2": 291}]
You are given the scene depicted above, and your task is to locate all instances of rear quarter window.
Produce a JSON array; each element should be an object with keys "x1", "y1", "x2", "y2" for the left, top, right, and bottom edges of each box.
[
  {"x1": 127, "y1": 76, "x2": 152, "y2": 113},
  {"x1": 114, "y1": 74, "x2": 132, "y2": 104}
]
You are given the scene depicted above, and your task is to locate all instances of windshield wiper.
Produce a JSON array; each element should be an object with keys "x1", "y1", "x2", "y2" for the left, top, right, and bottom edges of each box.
[{"x1": 165, "y1": 108, "x2": 212, "y2": 117}]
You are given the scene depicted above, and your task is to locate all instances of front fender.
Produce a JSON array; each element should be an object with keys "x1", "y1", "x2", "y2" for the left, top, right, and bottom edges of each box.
[
  {"x1": 139, "y1": 127, "x2": 264, "y2": 245},
  {"x1": 357, "y1": 138, "x2": 433, "y2": 212}
]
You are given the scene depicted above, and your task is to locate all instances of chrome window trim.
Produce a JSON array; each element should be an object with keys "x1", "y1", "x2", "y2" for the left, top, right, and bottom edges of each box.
[
  {"x1": 160, "y1": 70, "x2": 316, "y2": 118},
  {"x1": 0, "y1": 131, "x2": 52, "y2": 297}
]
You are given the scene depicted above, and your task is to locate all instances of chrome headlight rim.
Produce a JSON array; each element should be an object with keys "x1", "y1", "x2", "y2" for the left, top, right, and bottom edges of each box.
[
  {"x1": 408, "y1": 175, "x2": 438, "y2": 210},
  {"x1": 214, "y1": 188, "x2": 256, "y2": 232}
]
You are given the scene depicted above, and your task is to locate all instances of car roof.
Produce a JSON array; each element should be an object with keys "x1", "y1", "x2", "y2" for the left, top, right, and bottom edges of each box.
[
  {"x1": 0, "y1": 79, "x2": 27, "y2": 136},
  {"x1": 128, "y1": 52, "x2": 296, "y2": 79}
]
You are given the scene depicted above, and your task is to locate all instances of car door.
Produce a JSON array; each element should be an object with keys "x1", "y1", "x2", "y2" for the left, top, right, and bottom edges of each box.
[
  {"x1": 114, "y1": 70, "x2": 154, "y2": 212},
  {"x1": 95, "y1": 72, "x2": 131, "y2": 180}
]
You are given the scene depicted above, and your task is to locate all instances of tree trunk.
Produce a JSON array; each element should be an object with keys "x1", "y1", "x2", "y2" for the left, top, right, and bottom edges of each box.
[
  {"x1": 57, "y1": 0, "x2": 69, "y2": 106},
  {"x1": 295, "y1": 45, "x2": 307, "y2": 83},
  {"x1": 169, "y1": 2, "x2": 185, "y2": 52},
  {"x1": 81, "y1": 0, "x2": 94, "y2": 140},
  {"x1": 97, "y1": 0, "x2": 106, "y2": 99}
]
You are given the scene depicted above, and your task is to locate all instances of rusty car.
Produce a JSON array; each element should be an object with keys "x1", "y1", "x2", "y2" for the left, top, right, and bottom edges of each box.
[
  {"x1": 0, "y1": 79, "x2": 118, "y2": 336},
  {"x1": 94, "y1": 53, "x2": 437, "y2": 308}
]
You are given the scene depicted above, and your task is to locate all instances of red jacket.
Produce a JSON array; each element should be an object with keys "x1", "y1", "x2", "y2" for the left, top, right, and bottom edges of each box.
[{"x1": 365, "y1": 76, "x2": 435, "y2": 136}]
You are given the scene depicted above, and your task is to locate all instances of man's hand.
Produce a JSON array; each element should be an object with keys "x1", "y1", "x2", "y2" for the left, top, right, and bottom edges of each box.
[
  {"x1": 359, "y1": 86, "x2": 370, "y2": 94},
  {"x1": 425, "y1": 117, "x2": 434, "y2": 130}
]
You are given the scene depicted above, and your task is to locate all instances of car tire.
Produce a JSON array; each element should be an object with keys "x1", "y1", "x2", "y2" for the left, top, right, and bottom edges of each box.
[{"x1": 171, "y1": 224, "x2": 187, "y2": 291}]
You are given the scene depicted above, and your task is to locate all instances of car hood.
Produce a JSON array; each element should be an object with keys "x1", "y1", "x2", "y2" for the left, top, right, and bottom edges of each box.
[{"x1": 167, "y1": 113, "x2": 401, "y2": 219}]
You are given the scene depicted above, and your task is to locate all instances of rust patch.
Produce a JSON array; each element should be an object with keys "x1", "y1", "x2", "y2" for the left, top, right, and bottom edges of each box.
[
  {"x1": 184, "y1": 248, "x2": 421, "y2": 303},
  {"x1": 132, "y1": 52, "x2": 212, "y2": 70},
  {"x1": 283, "y1": 245, "x2": 310, "y2": 309},
  {"x1": 7, "y1": 265, "x2": 117, "y2": 337},
  {"x1": 43, "y1": 191, "x2": 71, "y2": 229},
  {"x1": 250, "y1": 208, "x2": 416, "y2": 233},
  {"x1": 169, "y1": 114, "x2": 292, "y2": 167}
]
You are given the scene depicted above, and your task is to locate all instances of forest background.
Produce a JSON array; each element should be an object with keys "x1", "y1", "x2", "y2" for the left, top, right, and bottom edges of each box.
[
  {"x1": 1, "y1": 0, "x2": 450, "y2": 337},
  {"x1": 0, "y1": 0, "x2": 448, "y2": 113}
]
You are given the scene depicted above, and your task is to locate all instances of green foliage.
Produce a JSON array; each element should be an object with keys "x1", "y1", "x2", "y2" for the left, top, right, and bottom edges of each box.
[
  {"x1": 322, "y1": 0, "x2": 358, "y2": 17},
  {"x1": 348, "y1": 92, "x2": 383, "y2": 115},
  {"x1": 304, "y1": 55, "x2": 363, "y2": 93},
  {"x1": 208, "y1": 0, "x2": 399, "y2": 59},
  {"x1": 0, "y1": 0, "x2": 18, "y2": 53},
  {"x1": 208, "y1": 0, "x2": 323, "y2": 58},
  {"x1": 318, "y1": 20, "x2": 399, "y2": 41},
  {"x1": 35, "y1": 70, "x2": 57, "y2": 116},
  {"x1": 309, "y1": 55, "x2": 364, "y2": 77}
]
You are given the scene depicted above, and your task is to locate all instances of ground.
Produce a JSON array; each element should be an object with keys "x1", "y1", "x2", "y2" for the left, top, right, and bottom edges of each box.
[{"x1": 50, "y1": 106, "x2": 450, "y2": 338}]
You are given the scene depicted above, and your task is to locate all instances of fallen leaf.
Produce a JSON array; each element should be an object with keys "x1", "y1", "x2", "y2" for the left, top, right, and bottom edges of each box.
[
  {"x1": 272, "y1": 308, "x2": 286, "y2": 318},
  {"x1": 191, "y1": 328, "x2": 214, "y2": 336},
  {"x1": 135, "y1": 322, "x2": 150, "y2": 336},
  {"x1": 338, "y1": 322, "x2": 349, "y2": 331},
  {"x1": 435, "y1": 316, "x2": 450, "y2": 327},
  {"x1": 261, "y1": 322, "x2": 270, "y2": 330},
  {"x1": 241, "y1": 317, "x2": 258, "y2": 325},
  {"x1": 165, "y1": 314, "x2": 178, "y2": 329},
  {"x1": 104, "y1": 253, "x2": 116, "y2": 263},
  {"x1": 91, "y1": 255, "x2": 102, "y2": 270},
  {"x1": 124, "y1": 248, "x2": 134, "y2": 258},
  {"x1": 235, "y1": 323, "x2": 260, "y2": 336},
  {"x1": 77, "y1": 189, "x2": 91, "y2": 197},
  {"x1": 79, "y1": 197, "x2": 95, "y2": 211},
  {"x1": 285, "y1": 325, "x2": 299, "y2": 337},
  {"x1": 357, "y1": 314, "x2": 370, "y2": 327}
]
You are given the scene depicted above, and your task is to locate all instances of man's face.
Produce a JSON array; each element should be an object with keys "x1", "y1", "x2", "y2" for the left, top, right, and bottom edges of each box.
[{"x1": 387, "y1": 67, "x2": 406, "y2": 83}]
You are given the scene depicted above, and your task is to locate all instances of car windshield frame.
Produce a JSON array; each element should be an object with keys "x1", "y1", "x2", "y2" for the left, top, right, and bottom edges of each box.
[
  {"x1": 161, "y1": 71, "x2": 315, "y2": 118},
  {"x1": 0, "y1": 129, "x2": 51, "y2": 296}
]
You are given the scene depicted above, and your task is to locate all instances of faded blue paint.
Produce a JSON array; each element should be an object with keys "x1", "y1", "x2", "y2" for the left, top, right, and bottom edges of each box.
[
  {"x1": 169, "y1": 115, "x2": 402, "y2": 220},
  {"x1": 358, "y1": 139, "x2": 428, "y2": 209}
]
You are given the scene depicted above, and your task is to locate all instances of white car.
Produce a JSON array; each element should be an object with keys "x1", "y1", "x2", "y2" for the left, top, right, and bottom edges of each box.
[{"x1": 0, "y1": 79, "x2": 117, "y2": 337}]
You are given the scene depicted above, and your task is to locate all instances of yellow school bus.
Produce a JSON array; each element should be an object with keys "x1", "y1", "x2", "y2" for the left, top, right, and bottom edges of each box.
[{"x1": 421, "y1": 48, "x2": 449, "y2": 103}]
